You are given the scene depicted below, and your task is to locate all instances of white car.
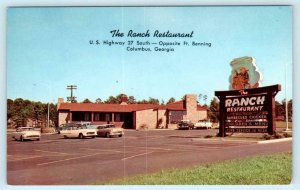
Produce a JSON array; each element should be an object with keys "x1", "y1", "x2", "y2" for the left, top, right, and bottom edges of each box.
[
  {"x1": 96, "y1": 124, "x2": 124, "y2": 138},
  {"x1": 60, "y1": 124, "x2": 97, "y2": 139},
  {"x1": 194, "y1": 120, "x2": 213, "y2": 129},
  {"x1": 12, "y1": 127, "x2": 41, "y2": 141}
]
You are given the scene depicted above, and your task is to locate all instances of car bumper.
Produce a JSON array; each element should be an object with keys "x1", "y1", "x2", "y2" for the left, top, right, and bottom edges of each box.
[
  {"x1": 110, "y1": 131, "x2": 124, "y2": 136},
  {"x1": 24, "y1": 136, "x2": 40, "y2": 140}
]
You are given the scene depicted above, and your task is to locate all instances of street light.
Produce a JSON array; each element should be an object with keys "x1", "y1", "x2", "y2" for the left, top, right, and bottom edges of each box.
[{"x1": 33, "y1": 83, "x2": 52, "y2": 128}]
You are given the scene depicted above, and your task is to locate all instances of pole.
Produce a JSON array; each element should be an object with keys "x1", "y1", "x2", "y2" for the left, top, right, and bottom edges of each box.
[
  {"x1": 285, "y1": 62, "x2": 289, "y2": 131},
  {"x1": 47, "y1": 103, "x2": 50, "y2": 128}
]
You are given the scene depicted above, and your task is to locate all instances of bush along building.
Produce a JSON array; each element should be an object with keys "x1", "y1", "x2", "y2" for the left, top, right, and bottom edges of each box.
[{"x1": 57, "y1": 94, "x2": 207, "y2": 129}]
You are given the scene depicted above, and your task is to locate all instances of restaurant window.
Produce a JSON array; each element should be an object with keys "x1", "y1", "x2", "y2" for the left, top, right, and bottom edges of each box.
[{"x1": 94, "y1": 113, "x2": 112, "y2": 121}]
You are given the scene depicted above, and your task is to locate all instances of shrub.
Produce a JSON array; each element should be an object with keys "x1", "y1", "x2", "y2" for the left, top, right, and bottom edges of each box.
[
  {"x1": 156, "y1": 118, "x2": 163, "y2": 129},
  {"x1": 41, "y1": 127, "x2": 56, "y2": 133},
  {"x1": 139, "y1": 123, "x2": 148, "y2": 130},
  {"x1": 274, "y1": 133, "x2": 282, "y2": 139},
  {"x1": 283, "y1": 132, "x2": 292, "y2": 138},
  {"x1": 263, "y1": 134, "x2": 272, "y2": 140}
]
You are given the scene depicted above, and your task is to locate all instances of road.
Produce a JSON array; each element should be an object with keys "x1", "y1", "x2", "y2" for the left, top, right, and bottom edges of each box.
[{"x1": 7, "y1": 129, "x2": 292, "y2": 185}]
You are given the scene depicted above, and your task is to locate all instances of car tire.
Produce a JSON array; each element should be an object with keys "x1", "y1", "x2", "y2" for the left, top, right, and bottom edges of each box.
[
  {"x1": 20, "y1": 136, "x2": 23, "y2": 142},
  {"x1": 106, "y1": 133, "x2": 110, "y2": 138},
  {"x1": 91, "y1": 136, "x2": 95, "y2": 138},
  {"x1": 119, "y1": 134, "x2": 123, "y2": 137},
  {"x1": 36, "y1": 138, "x2": 40, "y2": 141},
  {"x1": 79, "y1": 133, "x2": 84, "y2": 139},
  {"x1": 63, "y1": 135, "x2": 68, "y2": 139}
]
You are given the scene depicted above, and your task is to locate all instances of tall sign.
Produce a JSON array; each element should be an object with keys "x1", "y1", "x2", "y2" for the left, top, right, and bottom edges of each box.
[{"x1": 215, "y1": 57, "x2": 280, "y2": 137}]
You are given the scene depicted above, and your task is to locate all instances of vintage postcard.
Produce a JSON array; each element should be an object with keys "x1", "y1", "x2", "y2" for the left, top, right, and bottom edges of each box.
[{"x1": 7, "y1": 6, "x2": 292, "y2": 185}]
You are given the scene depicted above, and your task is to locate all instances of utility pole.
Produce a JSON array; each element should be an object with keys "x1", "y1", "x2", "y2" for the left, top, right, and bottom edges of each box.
[{"x1": 67, "y1": 85, "x2": 77, "y2": 103}]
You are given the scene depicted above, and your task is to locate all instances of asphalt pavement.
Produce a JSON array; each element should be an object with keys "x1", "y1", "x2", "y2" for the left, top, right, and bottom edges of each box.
[{"x1": 7, "y1": 129, "x2": 292, "y2": 185}]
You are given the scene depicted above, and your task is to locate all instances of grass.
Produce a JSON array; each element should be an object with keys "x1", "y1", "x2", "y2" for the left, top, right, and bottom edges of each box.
[{"x1": 97, "y1": 152, "x2": 292, "y2": 185}]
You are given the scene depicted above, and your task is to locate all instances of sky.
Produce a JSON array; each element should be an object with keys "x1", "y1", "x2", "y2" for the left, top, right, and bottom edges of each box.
[{"x1": 7, "y1": 6, "x2": 292, "y2": 104}]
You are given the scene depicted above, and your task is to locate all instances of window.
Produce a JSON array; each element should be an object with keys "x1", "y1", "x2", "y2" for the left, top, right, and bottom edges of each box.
[
  {"x1": 94, "y1": 113, "x2": 112, "y2": 121},
  {"x1": 169, "y1": 110, "x2": 187, "y2": 124},
  {"x1": 115, "y1": 113, "x2": 126, "y2": 122},
  {"x1": 72, "y1": 112, "x2": 91, "y2": 121}
]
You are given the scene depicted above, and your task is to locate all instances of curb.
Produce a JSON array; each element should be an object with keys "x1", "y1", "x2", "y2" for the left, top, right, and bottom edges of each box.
[
  {"x1": 191, "y1": 138, "x2": 258, "y2": 143},
  {"x1": 257, "y1": 137, "x2": 292, "y2": 144}
]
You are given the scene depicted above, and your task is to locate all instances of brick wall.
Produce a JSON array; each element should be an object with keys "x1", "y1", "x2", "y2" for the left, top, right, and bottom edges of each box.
[
  {"x1": 58, "y1": 112, "x2": 69, "y2": 126},
  {"x1": 185, "y1": 94, "x2": 199, "y2": 123},
  {"x1": 135, "y1": 109, "x2": 157, "y2": 129}
]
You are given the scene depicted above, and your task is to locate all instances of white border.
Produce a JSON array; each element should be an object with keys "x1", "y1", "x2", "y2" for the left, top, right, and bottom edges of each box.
[{"x1": 1, "y1": 1, "x2": 299, "y2": 190}]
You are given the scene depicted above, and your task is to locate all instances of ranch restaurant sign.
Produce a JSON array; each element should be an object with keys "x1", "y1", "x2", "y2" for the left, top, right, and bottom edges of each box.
[{"x1": 215, "y1": 85, "x2": 281, "y2": 137}]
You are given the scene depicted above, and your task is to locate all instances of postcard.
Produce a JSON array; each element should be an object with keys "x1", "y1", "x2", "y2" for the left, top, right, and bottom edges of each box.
[{"x1": 6, "y1": 6, "x2": 292, "y2": 186}]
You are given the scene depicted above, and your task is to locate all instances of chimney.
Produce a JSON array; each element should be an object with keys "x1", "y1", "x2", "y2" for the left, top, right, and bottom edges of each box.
[
  {"x1": 185, "y1": 94, "x2": 198, "y2": 123},
  {"x1": 120, "y1": 95, "x2": 128, "y2": 105},
  {"x1": 57, "y1": 98, "x2": 64, "y2": 110}
]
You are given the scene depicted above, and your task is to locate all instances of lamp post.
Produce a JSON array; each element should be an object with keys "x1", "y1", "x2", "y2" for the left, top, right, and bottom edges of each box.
[
  {"x1": 285, "y1": 62, "x2": 289, "y2": 131},
  {"x1": 33, "y1": 83, "x2": 52, "y2": 128}
]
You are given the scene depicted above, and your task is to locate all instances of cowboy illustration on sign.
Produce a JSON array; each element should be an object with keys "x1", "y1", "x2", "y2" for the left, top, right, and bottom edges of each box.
[{"x1": 229, "y1": 56, "x2": 263, "y2": 90}]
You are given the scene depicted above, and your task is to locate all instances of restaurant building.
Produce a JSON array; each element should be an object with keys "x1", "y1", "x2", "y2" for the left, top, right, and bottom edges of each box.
[{"x1": 57, "y1": 94, "x2": 207, "y2": 129}]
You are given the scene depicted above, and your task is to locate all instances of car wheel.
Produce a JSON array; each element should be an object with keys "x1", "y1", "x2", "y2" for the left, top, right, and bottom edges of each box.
[
  {"x1": 63, "y1": 135, "x2": 68, "y2": 139},
  {"x1": 119, "y1": 134, "x2": 123, "y2": 137},
  {"x1": 36, "y1": 138, "x2": 40, "y2": 141},
  {"x1": 79, "y1": 133, "x2": 84, "y2": 139},
  {"x1": 106, "y1": 133, "x2": 110, "y2": 138},
  {"x1": 91, "y1": 136, "x2": 95, "y2": 138},
  {"x1": 20, "y1": 136, "x2": 23, "y2": 142}
]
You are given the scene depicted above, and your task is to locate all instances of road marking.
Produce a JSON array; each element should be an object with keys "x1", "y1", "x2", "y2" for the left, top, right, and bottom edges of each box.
[
  {"x1": 165, "y1": 144, "x2": 223, "y2": 150},
  {"x1": 121, "y1": 151, "x2": 154, "y2": 161},
  {"x1": 124, "y1": 146, "x2": 171, "y2": 151},
  {"x1": 81, "y1": 148, "x2": 123, "y2": 153},
  {"x1": 8, "y1": 155, "x2": 44, "y2": 161},
  {"x1": 37, "y1": 153, "x2": 102, "y2": 166},
  {"x1": 35, "y1": 150, "x2": 70, "y2": 155}
]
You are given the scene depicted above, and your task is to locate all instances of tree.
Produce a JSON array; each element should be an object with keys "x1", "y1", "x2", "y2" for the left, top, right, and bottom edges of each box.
[
  {"x1": 208, "y1": 97, "x2": 219, "y2": 122},
  {"x1": 95, "y1": 98, "x2": 102, "y2": 104},
  {"x1": 167, "y1": 97, "x2": 176, "y2": 104},
  {"x1": 137, "y1": 99, "x2": 148, "y2": 104},
  {"x1": 281, "y1": 99, "x2": 293, "y2": 120},
  {"x1": 104, "y1": 96, "x2": 119, "y2": 104},
  {"x1": 82, "y1": 98, "x2": 92, "y2": 103},
  {"x1": 198, "y1": 93, "x2": 202, "y2": 104},
  {"x1": 7, "y1": 99, "x2": 14, "y2": 122},
  {"x1": 7, "y1": 98, "x2": 58, "y2": 129},
  {"x1": 127, "y1": 96, "x2": 136, "y2": 104},
  {"x1": 203, "y1": 95, "x2": 208, "y2": 106},
  {"x1": 148, "y1": 97, "x2": 160, "y2": 105}
]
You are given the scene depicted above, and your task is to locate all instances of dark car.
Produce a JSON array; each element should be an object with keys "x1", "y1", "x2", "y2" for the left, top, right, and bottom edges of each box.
[{"x1": 177, "y1": 120, "x2": 194, "y2": 130}]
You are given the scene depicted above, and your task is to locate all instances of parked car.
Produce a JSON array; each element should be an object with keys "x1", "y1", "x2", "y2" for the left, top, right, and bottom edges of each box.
[
  {"x1": 96, "y1": 124, "x2": 124, "y2": 138},
  {"x1": 57, "y1": 122, "x2": 97, "y2": 134},
  {"x1": 177, "y1": 120, "x2": 194, "y2": 130},
  {"x1": 194, "y1": 119, "x2": 213, "y2": 129},
  {"x1": 60, "y1": 124, "x2": 97, "y2": 139},
  {"x1": 57, "y1": 123, "x2": 69, "y2": 134},
  {"x1": 12, "y1": 127, "x2": 41, "y2": 141}
]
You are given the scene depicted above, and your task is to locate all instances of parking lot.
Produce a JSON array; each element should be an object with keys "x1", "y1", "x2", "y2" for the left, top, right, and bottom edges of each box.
[{"x1": 7, "y1": 129, "x2": 291, "y2": 185}]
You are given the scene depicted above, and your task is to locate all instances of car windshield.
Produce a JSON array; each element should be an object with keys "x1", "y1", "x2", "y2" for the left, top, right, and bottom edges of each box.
[{"x1": 17, "y1": 127, "x2": 34, "y2": 132}]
